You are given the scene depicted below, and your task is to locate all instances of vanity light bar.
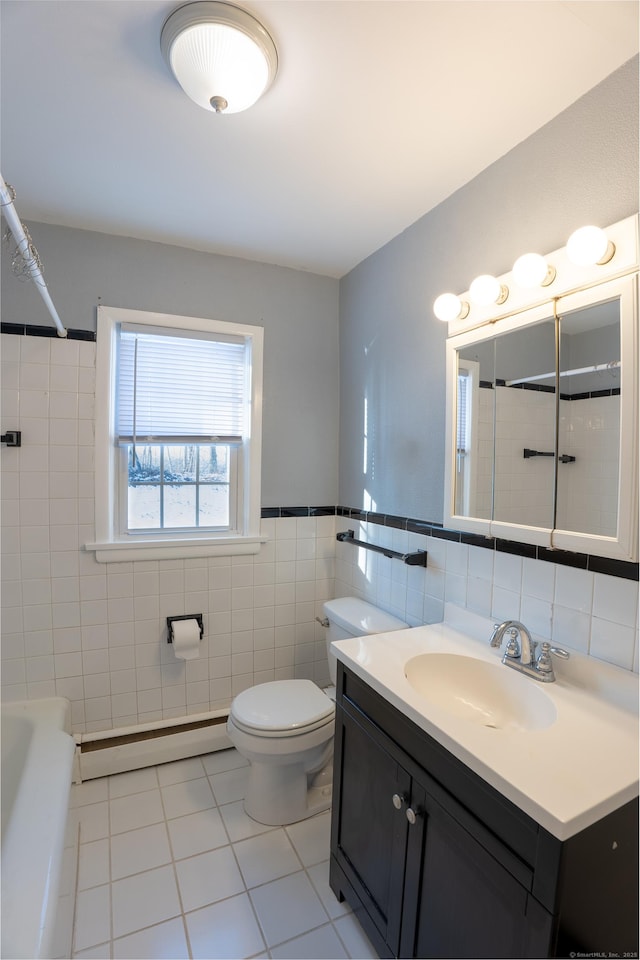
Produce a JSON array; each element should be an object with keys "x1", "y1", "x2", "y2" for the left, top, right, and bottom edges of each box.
[{"x1": 433, "y1": 216, "x2": 638, "y2": 331}]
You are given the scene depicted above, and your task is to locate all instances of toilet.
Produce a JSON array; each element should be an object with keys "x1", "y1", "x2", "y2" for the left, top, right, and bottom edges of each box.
[{"x1": 226, "y1": 597, "x2": 408, "y2": 825}]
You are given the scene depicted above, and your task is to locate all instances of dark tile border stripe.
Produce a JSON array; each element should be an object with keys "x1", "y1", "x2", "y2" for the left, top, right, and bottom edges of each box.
[
  {"x1": 483, "y1": 378, "x2": 619, "y2": 400},
  {"x1": 496, "y1": 538, "x2": 537, "y2": 560},
  {"x1": 2, "y1": 323, "x2": 96, "y2": 342},
  {"x1": 537, "y1": 546, "x2": 588, "y2": 569},
  {"x1": 261, "y1": 506, "x2": 337, "y2": 519},
  {"x1": 262, "y1": 505, "x2": 638, "y2": 581},
  {"x1": 587, "y1": 554, "x2": 638, "y2": 580},
  {"x1": 561, "y1": 387, "x2": 621, "y2": 401}
]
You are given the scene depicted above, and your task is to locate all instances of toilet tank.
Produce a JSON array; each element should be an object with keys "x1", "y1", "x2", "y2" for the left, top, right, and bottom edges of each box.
[{"x1": 322, "y1": 597, "x2": 408, "y2": 683}]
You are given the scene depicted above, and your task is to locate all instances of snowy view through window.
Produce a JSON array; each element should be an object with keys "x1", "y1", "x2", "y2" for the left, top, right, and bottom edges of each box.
[{"x1": 127, "y1": 444, "x2": 230, "y2": 529}]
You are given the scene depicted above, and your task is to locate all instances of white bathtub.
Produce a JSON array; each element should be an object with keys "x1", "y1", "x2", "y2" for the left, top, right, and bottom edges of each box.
[{"x1": 1, "y1": 697, "x2": 76, "y2": 959}]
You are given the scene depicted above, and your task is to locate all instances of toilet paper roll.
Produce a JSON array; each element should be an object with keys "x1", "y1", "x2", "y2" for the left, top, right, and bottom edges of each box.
[{"x1": 171, "y1": 618, "x2": 201, "y2": 660}]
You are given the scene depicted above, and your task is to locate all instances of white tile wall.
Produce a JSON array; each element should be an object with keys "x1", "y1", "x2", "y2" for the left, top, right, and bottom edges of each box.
[
  {"x1": 557, "y1": 395, "x2": 620, "y2": 537},
  {"x1": 494, "y1": 387, "x2": 555, "y2": 528},
  {"x1": 1, "y1": 335, "x2": 335, "y2": 732},
  {"x1": 335, "y1": 519, "x2": 638, "y2": 673}
]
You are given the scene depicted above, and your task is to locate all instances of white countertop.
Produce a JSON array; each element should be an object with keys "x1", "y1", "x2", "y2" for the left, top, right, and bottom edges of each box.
[{"x1": 332, "y1": 605, "x2": 639, "y2": 841}]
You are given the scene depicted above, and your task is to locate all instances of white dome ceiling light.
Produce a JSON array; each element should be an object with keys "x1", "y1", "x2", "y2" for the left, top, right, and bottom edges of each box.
[{"x1": 161, "y1": 1, "x2": 278, "y2": 114}]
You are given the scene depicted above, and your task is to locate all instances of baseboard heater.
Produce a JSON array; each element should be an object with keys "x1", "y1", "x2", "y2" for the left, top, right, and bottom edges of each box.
[{"x1": 73, "y1": 708, "x2": 232, "y2": 782}]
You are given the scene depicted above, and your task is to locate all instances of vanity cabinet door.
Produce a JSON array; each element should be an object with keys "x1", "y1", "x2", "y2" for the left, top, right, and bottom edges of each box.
[
  {"x1": 331, "y1": 700, "x2": 411, "y2": 956},
  {"x1": 401, "y1": 778, "x2": 553, "y2": 959}
]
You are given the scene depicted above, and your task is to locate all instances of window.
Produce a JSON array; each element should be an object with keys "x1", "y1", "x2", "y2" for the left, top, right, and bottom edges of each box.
[{"x1": 88, "y1": 307, "x2": 264, "y2": 562}]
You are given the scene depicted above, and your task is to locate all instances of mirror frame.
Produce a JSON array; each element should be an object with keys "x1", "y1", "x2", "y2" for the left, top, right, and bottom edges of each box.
[{"x1": 444, "y1": 217, "x2": 638, "y2": 562}]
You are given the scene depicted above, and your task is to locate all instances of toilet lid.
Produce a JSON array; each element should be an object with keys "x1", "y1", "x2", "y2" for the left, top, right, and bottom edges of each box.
[{"x1": 230, "y1": 679, "x2": 334, "y2": 733}]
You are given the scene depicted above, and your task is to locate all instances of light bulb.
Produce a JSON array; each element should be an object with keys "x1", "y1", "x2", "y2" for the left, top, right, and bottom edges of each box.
[
  {"x1": 469, "y1": 275, "x2": 508, "y2": 307},
  {"x1": 566, "y1": 226, "x2": 615, "y2": 266},
  {"x1": 512, "y1": 253, "x2": 556, "y2": 288},
  {"x1": 433, "y1": 293, "x2": 469, "y2": 323}
]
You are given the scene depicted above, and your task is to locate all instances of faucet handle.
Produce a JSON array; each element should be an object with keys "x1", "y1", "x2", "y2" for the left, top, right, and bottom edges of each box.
[
  {"x1": 536, "y1": 642, "x2": 555, "y2": 676},
  {"x1": 538, "y1": 642, "x2": 571, "y2": 658},
  {"x1": 536, "y1": 642, "x2": 571, "y2": 679}
]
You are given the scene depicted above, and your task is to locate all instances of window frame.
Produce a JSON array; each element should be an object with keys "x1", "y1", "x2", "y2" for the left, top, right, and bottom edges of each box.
[{"x1": 87, "y1": 305, "x2": 265, "y2": 562}]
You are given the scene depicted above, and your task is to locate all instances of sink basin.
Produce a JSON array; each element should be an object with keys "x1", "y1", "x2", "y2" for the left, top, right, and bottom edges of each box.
[{"x1": 404, "y1": 653, "x2": 557, "y2": 732}]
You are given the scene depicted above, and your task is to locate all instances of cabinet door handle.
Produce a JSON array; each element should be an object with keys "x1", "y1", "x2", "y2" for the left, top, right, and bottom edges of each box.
[
  {"x1": 392, "y1": 793, "x2": 406, "y2": 810},
  {"x1": 406, "y1": 807, "x2": 420, "y2": 825}
]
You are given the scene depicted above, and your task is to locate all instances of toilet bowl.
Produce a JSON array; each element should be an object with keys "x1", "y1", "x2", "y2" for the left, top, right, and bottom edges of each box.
[{"x1": 227, "y1": 597, "x2": 408, "y2": 825}]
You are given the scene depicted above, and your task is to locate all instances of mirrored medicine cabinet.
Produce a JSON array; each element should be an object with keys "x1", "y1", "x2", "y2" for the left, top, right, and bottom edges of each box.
[{"x1": 444, "y1": 272, "x2": 638, "y2": 562}]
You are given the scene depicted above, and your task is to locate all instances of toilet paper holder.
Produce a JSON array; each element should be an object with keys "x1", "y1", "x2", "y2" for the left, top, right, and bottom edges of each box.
[{"x1": 166, "y1": 614, "x2": 204, "y2": 644}]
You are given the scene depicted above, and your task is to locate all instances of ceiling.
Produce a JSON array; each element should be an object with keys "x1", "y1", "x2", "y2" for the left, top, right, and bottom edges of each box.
[{"x1": 0, "y1": 1, "x2": 637, "y2": 278}]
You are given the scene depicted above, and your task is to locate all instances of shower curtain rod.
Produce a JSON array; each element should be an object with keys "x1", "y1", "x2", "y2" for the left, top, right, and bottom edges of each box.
[
  {"x1": 0, "y1": 172, "x2": 67, "y2": 338},
  {"x1": 506, "y1": 359, "x2": 620, "y2": 387}
]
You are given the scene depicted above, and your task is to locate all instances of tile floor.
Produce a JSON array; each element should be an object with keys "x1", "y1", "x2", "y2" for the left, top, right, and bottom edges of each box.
[{"x1": 63, "y1": 749, "x2": 379, "y2": 959}]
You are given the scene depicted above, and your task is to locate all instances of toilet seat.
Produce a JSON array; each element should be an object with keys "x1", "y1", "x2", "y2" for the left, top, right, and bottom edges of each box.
[{"x1": 230, "y1": 679, "x2": 334, "y2": 738}]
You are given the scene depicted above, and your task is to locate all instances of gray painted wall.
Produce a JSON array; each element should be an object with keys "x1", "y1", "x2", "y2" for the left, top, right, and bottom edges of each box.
[
  {"x1": 2, "y1": 58, "x2": 637, "y2": 521},
  {"x1": 0, "y1": 226, "x2": 340, "y2": 507},
  {"x1": 338, "y1": 56, "x2": 639, "y2": 522}
]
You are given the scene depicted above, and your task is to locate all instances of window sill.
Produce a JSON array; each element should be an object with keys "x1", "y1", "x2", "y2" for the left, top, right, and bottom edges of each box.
[{"x1": 84, "y1": 535, "x2": 267, "y2": 563}]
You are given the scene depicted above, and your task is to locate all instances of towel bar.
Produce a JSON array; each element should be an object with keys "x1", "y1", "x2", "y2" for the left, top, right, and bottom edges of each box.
[{"x1": 336, "y1": 529, "x2": 427, "y2": 566}]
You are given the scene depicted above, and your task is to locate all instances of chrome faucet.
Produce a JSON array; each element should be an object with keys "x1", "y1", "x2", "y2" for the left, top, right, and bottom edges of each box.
[{"x1": 489, "y1": 620, "x2": 569, "y2": 682}]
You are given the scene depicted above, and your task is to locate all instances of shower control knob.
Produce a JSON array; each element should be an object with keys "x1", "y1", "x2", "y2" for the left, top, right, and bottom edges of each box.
[
  {"x1": 392, "y1": 793, "x2": 405, "y2": 810},
  {"x1": 406, "y1": 807, "x2": 419, "y2": 825}
]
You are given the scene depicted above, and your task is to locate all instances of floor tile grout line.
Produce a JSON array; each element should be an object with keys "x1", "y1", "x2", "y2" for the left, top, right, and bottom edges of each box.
[
  {"x1": 79, "y1": 817, "x2": 311, "y2": 890},
  {"x1": 161, "y1": 758, "x2": 253, "y2": 958},
  {"x1": 109, "y1": 912, "x2": 192, "y2": 958},
  {"x1": 109, "y1": 764, "x2": 175, "y2": 950},
  {"x1": 155, "y1": 762, "x2": 195, "y2": 960},
  {"x1": 78, "y1": 874, "x2": 316, "y2": 957},
  {"x1": 72, "y1": 936, "x2": 111, "y2": 959},
  {"x1": 107, "y1": 776, "x2": 115, "y2": 952},
  {"x1": 267, "y1": 917, "x2": 345, "y2": 956},
  {"x1": 200, "y1": 769, "x2": 330, "y2": 952},
  {"x1": 331, "y1": 914, "x2": 358, "y2": 959},
  {"x1": 216, "y1": 782, "x2": 270, "y2": 957},
  {"x1": 246, "y1": 864, "x2": 334, "y2": 952}
]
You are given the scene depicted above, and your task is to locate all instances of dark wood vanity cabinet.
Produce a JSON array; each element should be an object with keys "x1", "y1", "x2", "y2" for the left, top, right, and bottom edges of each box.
[{"x1": 330, "y1": 664, "x2": 638, "y2": 960}]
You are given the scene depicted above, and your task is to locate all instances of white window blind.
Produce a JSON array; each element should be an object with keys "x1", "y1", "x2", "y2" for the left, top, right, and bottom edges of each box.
[{"x1": 116, "y1": 324, "x2": 248, "y2": 443}]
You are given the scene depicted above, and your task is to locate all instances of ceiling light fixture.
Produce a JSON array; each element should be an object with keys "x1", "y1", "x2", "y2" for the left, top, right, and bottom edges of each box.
[
  {"x1": 433, "y1": 293, "x2": 470, "y2": 323},
  {"x1": 161, "y1": 1, "x2": 278, "y2": 114},
  {"x1": 469, "y1": 274, "x2": 509, "y2": 307},
  {"x1": 512, "y1": 253, "x2": 556, "y2": 289},
  {"x1": 566, "y1": 225, "x2": 615, "y2": 266}
]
